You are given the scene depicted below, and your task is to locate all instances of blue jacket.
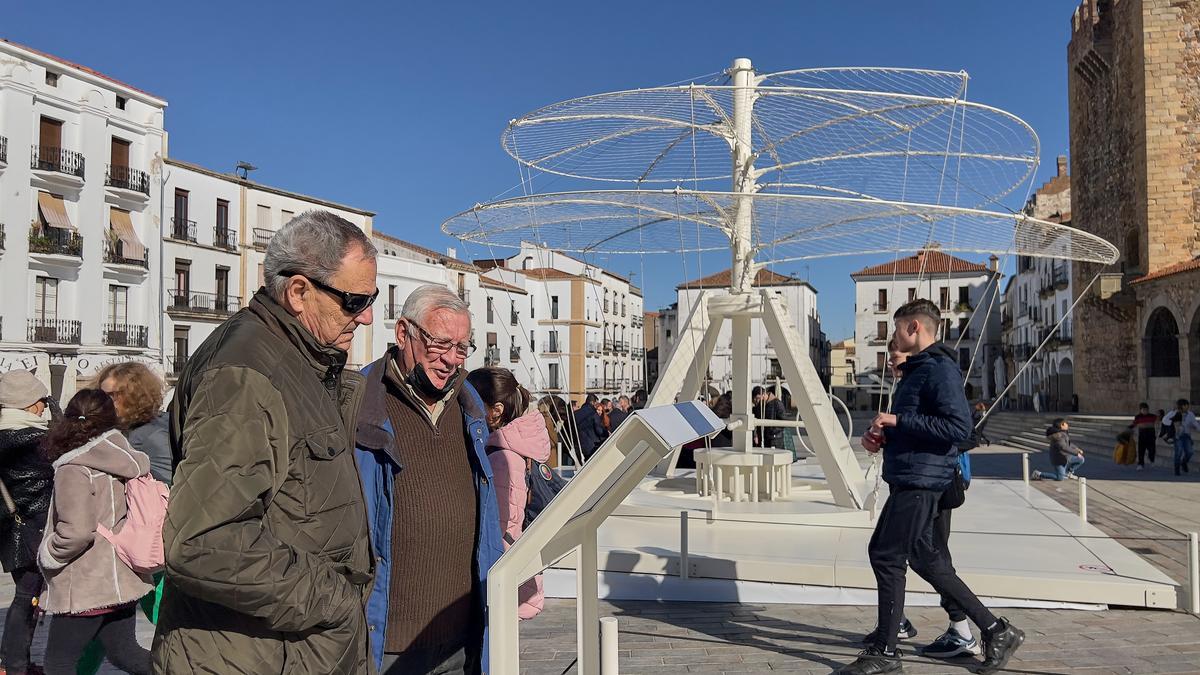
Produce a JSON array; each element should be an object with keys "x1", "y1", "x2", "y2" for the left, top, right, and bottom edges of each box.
[
  {"x1": 354, "y1": 357, "x2": 504, "y2": 671},
  {"x1": 882, "y1": 343, "x2": 972, "y2": 491}
]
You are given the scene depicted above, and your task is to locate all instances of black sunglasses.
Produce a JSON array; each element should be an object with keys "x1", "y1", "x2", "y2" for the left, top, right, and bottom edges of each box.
[{"x1": 278, "y1": 270, "x2": 379, "y2": 315}]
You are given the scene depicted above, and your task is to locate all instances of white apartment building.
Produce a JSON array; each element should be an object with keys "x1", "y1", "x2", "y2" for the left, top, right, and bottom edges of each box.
[
  {"x1": 658, "y1": 268, "x2": 826, "y2": 397},
  {"x1": 0, "y1": 40, "x2": 167, "y2": 397},
  {"x1": 851, "y1": 249, "x2": 1002, "y2": 402},
  {"x1": 999, "y1": 157, "x2": 1075, "y2": 411}
]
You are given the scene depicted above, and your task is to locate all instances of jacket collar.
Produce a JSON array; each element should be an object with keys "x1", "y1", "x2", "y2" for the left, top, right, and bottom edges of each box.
[{"x1": 247, "y1": 289, "x2": 347, "y2": 385}]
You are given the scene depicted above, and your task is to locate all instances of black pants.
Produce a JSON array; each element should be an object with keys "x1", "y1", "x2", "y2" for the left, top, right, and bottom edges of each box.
[
  {"x1": 868, "y1": 488, "x2": 996, "y2": 652},
  {"x1": 1138, "y1": 429, "x2": 1157, "y2": 466},
  {"x1": 43, "y1": 605, "x2": 151, "y2": 675},
  {"x1": 934, "y1": 509, "x2": 967, "y2": 623},
  {"x1": 2, "y1": 566, "x2": 43, "y2": 671},
  {"x1": 382, "y1": 643, "x2": 477, "y2": 675}
]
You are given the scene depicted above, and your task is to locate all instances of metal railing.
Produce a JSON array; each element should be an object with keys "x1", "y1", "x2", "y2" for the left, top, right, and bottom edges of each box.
[
  {"x1": 542, "y1": 341, "x2": 562, "y2": 353},
  {"x1": 253, "y1": 227, "x2": 273, "y2": 248},
  {"x1": 169, "y1": 217, "x2": 197, "y2": 242},
  {"x1": 458, "y1": 289, "x2": 470, "y2": 303},
  {"x1": 510, "y1": 346, "x2": 522, "y2": 361},
  {"x1": 603, "y1": 338, "x2": 614, "y2": 352},
  {"x1": 510, "y1": 310, "x2": 518, "y2": 326},
  {"x1": 0, "y1": 223, "x2": 5, "y2": 250},
  {"x1": 29, "y1": 229, "x2": 82, "y2": 257},
  {"x1": 31, "y1": 146, "x2": 85, "y2": 178},
  {"x1": 587, "y1": 377, "x2": 603, "y2": 390},
  {"x1": 167, "y1": 290, "x2": 240, "y2": 316},
  {"x1": 167, "y1": 355, "x2": 189, "y2": 379},
  {"x1": 0, "y1": 135, "x2": 7, "y2": 164},
  {"x1": 214, "y1": 227, "x2": 238, "y2": 251},
  {"x1": 485, "y1": 346, "x2": 501, "y2": 366},
  {"x1": 1052, "y1": 266, "x2": 1069, "y2": 289},
  {"x1": 27, "y1": 318, "x2": 81, "y2": 344},
  {"x1": 105, "y1": 165, "x2": 150, "y2": 195},
  {"x1": 385, "y1": 304, "x2": 402, "y2": 320},
  {"x1": 874, "y1": 301, "x2": 889, "y2": 313},
  {"x1": 104, "y1": 242, "x2": 147, "y2": 268},
  {"x1": 103, "y1": 323, "x2": 149, "y2": 347}
]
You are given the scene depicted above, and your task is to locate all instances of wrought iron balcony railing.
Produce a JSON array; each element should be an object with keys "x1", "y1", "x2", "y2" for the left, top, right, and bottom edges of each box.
[
  {"x1": 31, "y1": 145, "x2": 85, "y2": 178},
  {"x1": 253, "y1": 227, "x2": 273, "y2": 249},
  {"x1": 485, "y1": 346, "x2": 501, "y2": 366},
  {"x1": 103, "y1": 323, "x2": 149, "y2": 348},
  {"x1": 214, "y1": 227, "x2": 238, "y2": 251},
  {"x1": 106, "y1": 165, "x2": 150, "y2": 195},
  {"x1": 29, "y1": 229, "x2": 82, "y2": 257},
  {"x1": 169, "y1": 217, "x2": 197, "y2": 243},
  {"x1": 167, "y1": 290, "x2": 240, "y2": 316},
  {"x1": 510, "y1": 346, "x2": 521, "y2": 361},
  {"x1": 0, "y1": 136, "x2": 7, "y2": 164},
  {"x1": 167, "y1": 355, "x2": 189, "y2": 379},
  {"x1": 27, "y1": 318, "x2": 81, "y2": 344},
  {"x1": 385, "y1": 304, "x2": 402, "y2": 320},
  {"x1": 104, "y1": 242, "x2": 148, "y2": 268}
]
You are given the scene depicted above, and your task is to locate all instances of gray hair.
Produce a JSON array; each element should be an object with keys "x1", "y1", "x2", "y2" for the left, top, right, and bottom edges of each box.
[
  {"x1": 401, "y1": 284, "x2": 471, "y2": 324},
  {"x1": 263, "y1": 210, "x2": 377, "y2": 301}
]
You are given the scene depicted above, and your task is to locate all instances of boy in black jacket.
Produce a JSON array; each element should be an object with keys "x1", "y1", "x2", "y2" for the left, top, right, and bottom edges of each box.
[{"x1": 838, "y1": 300, "x2": 1023, "y2": 675}]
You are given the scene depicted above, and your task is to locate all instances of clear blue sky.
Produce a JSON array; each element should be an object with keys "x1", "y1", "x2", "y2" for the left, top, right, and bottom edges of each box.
[{"x1": 6, "y1": 1, "x2": 1081, "y2": 340}]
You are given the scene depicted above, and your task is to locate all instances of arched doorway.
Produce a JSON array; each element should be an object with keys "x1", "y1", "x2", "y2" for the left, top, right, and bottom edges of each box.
[
  {"x1": 1191, "y1": 307, "x2": 1200, "y2": 405},
  {"x1": 1146, "y1": 307, "x2": 1182, "y2": 406},
  {"x1": 1057, "y1": 357, "x2": 1074, "y2": 413}
]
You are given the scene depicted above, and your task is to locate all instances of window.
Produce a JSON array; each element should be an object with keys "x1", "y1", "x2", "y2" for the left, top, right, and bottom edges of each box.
[
  {"x1": 108, "y1": 285, "x2": 128, "y2": 324},
  {"x1": 116, "y1": 95, "x2": 127, "y2": 110},
  {"x1": 110, "y1": 137, "x2": 130, "y2": 170},
  {"x1": 551, "y1": 295, "x2": 559, "y2": 320},
  {"x1": 45, "y1": 71, "x2": 58, "y2": 87},
  {"x1": 487, "y1": 297, "x2": 494, "y2": 323},
  {"x1": 174, "y1": 260, "x2": 191, "y2": 307},
  {"x1": 877, "y1": 288, "x2": 887, "y2": 311},
  {"x1": 942, "y1": 319, "x2": 952, "y2": 339},
  {"x1": 257, "y1": 205, "x2": 271, "y2": 230},
  {"x1": 938, "y1": 287, "x2": 950, "y2": 310},
  {"x1": 549, "y1": 331, "x2": 560, "y2": 353},
  {"x1": 876, "y1": 352, "x2": 886, "y2": 371},
  {"x1": 173, "y1": 189, "x2": 190, "y2": 239},
  {"x1": 959, "y1": 348, "x2": 971, "y2": 370},
  {"x1": 958, "y1": 286, "x2": 969, "y2": 306},
  {"x1": 34, "y1": 277, "x2": 58, "y2": 321},
  {"x1": 530, "y1": 297, "x2": 535, "y2": 319},
  {"x1": 1124, "y1": 230, "x2": 1141, "y2": 273},
  {"x1": 215, "y1": 267, "x2": 230, "y2": 311},
  {"x1": 530, "y1": 330, "x2": 535, "y2": 352},
  {"x1": 216, "y1": 199, "x2": 230, "y2": 235},
  {"x1": 281, "y1": 210, "x2": 294, "y2": 226},
  {"x1": 907, "y1": 287, "x2": 916, "y2": 301},
  {"x1": 548, "y1": 363, "x2": 560, "y2": 389},
  {"x1": 523, "y1": 256, "x2": 533, "y2": 270},
  {"x1": 876, "y1": 321, "x2": 887, "y2": 340},
  {"x1": 39, "y1": 117, "x2": 62, "y2": 157},
  {"x1": 1146, "y1": 308, "x2": 1180, "y2": 377}
]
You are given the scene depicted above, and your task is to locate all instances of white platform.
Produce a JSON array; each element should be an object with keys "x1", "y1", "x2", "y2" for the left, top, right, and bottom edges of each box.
[{"x1": 544, "y1": 458, "x2": 1179, "y2": 610}]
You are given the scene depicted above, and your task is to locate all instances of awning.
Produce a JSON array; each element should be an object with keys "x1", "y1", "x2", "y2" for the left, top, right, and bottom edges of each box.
[
  {"x1": 37, "y1": 192, "x2": 75, "y2": 231},
  {"x1": 109, "y1": 208, "x2": 146, "y2": 259}
]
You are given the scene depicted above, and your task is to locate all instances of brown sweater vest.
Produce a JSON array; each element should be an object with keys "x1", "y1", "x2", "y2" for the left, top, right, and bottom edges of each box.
[{"x1": 382, "y1": 378, "x2": 479, "y2": 653}]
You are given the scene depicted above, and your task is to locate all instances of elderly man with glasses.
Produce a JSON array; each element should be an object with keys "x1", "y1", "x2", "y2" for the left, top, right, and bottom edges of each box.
[
  {"x1": 353, "y1": 283, "x2": 503, "y2": 675},
  {"x1": 154, "y1": 211, "x2": 378, "y2": 674}
]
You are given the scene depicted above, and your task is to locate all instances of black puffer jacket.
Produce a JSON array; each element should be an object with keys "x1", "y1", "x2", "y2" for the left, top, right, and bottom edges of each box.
[{"x1": 0, "y1": 425, "x2": 54, "y2": 571}]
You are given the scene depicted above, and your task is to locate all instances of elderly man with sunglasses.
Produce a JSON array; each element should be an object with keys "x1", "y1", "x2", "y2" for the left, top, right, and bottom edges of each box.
[
  {"x1": 154, "y1": 211, "x2": 378, "y2": 674},
  {"x1": 353, "y1": 283, "x2": 503, "y2": 675}
]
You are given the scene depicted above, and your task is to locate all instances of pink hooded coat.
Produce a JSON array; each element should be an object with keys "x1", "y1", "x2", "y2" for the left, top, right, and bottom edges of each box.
[{"x1": 486, "y1": 409, "x2": 552, "y2": 620}]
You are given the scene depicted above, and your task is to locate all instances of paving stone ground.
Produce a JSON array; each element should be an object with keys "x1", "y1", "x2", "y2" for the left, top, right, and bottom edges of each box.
[{"x1": 3, "y1": 435, "x2": 1198, "y2": 673}]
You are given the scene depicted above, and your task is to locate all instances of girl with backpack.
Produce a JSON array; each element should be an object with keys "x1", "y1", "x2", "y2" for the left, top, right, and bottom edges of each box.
[
  {"x1": 466, "y1": 368, "x2": 552, "y2": 620},
  {"x1": 37, "y1": 390, "x2": 153, "y2": 675}
]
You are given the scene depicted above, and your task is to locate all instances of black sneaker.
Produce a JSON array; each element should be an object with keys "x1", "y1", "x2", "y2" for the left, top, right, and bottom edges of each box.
[
  {"x1": 836, "y1": 646, "x2": 904, "y2": 674},
  {"x1": 861, "y1": 617, "x2": 917, "y2": 645},
  {"x1": 976, "y1": 618, "x2": 1025, "y2": 674}
]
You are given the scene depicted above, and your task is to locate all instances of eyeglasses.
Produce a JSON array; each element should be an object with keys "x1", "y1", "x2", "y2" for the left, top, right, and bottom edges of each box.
[
  {"x1": 405, "y1": 319, "x2": 476, "y2": 358},
  {"x1": 279, "y1": 271, "x2": 378, "y2": 315}
]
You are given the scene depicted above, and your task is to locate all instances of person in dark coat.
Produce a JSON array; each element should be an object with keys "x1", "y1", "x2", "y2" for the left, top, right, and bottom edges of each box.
[
  {"x1": 843, "y1": 299, "x2": 1023, "y2": 675},
  {"x1": 574, "y1": 394, "x2": 608, "y2": 460},
  {"x1": 608, "y1": 395, "x2": 631, "y2": 430},
  {"x1": 0, "y1": 369, "x2": 55, "y2": 674}
]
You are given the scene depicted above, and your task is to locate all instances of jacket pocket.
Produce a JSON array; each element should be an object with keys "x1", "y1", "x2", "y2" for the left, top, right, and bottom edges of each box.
[{"x1": 298, "y1": 426, "x2": 357, "y2": 516}]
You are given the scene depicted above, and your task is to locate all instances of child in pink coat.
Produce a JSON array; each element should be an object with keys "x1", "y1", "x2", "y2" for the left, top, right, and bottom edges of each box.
[{"x1": 466, "y1": 367, "x2": 552, "y2": 620}]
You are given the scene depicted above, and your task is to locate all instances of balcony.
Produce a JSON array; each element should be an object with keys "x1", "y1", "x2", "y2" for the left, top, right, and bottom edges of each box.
[
  {"x1": 510, "y1": 310, "x2": 518, "y2": 326},
  {"x1": 484, "y1": 346, "x2": 501, "y2": 367},
  {"x1": 542, "y1": 341, "x2": 562, "y2": 354},
  {"x1": 1052, "y1": 266, "x2": 1069, "y2": 290},
  {"x1": 29, "y1": 228, "x2": 82, "y2": 257},
  {"x1": 587, "y1": 377, "x2": 603, "y2": 390},
  {"x1": 0, "y1": 223, "x2": 5, "y2": 250},
  {"x1": 253, "y1": 227, "x2": 273, "y2": 249},
  {"x1": 102, "y1": 323, "x2": 149, "y2": 348},
  {"x1": 385, "y1": 304, "x2": 402, "y2": 320},
  {"x1": 868, "y1": 334, "x2": 887, "y2": 345},
  {"x1": 621, "y1": 306, "x2": 626, "y2": 317},
  {"x1": 873, "y1": 302, "x2": 889, "y2": 313},
  {"x1": 954, "y1": 301, "x2": 973, "y2": 313},
  {"x1": 632, "y1": 347, "x2": 644, "y2": 358},
  {"x1": 31, "y1": 146, "x2": 85, "y2": 179},
  {"x1": 546, "y1": 379, "x2": 562, "y2": 391},
  {"x1": 167, "y1": 290, "x2": 240, "y2": 317},
  {"x1": 604, "y1": 301, "x2": 610, "y2": 313},
  {"x1": 27, "y1": 318, "x2": 81, "y2": 345},
  {"x1": 167, "y1": 355, "x2": 188, "y2": 380},
  {"x1": 105, "y1": 165, "x2": 150, "y2": 195},
  {"x1": 603, "y1": 338, "x2": 614, "y2": 353},
  {"x1": 104, "y1": 242, "x2": 147, "y2": 268},
  {"x1": 168, "y1": 217, "x2": 197, "y2": 243},
  {"x1": 510, "y1": 346, "x2": 521, "y2": 362},
  {"x1": 457, "y1": 289, "x2": 470, "y2": 303},
  {"x1": 213, "y1": 227, "x2": 238, "y2": 251},
  {"x1": 0, "y1": 135, "x2": 6, "y2": 164}
]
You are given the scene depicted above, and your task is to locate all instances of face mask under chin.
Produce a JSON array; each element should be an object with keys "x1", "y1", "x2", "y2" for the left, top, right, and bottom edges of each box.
[{"x1": 407, "y1": 363, "x2": 456, "y2": 399}]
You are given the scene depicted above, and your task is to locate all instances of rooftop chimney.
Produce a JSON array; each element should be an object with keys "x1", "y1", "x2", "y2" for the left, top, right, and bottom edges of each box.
[
  {"x1": 989, "y1": 254, "x2": 999, "y2": 272},
  {"x1": 1056, "y1": 155, "x2": 1068, "y2": 177}
]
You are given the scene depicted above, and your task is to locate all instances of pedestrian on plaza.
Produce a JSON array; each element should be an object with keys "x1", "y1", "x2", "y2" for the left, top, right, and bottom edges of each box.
[
  {"x1": 842, "y1": 299, "x2": 1023, "y2": 675},
  {"x1": 752, "y1": 386, "x2": 786, "y2": 448},
  {"x1": 600, "y1": 398, "x2": 612, "y2": 431},
  {"x1": 860, "y1": 339, "x2": 982, "y2": 661},
  {"x1": 1129, "y1": 403, "x2": 1159, "y2": 470},
  {"x1": 1031, "y1": 418, "x2": 1084, "y2": 481},
  {"x1": 1163, "y1": 399, "x2": 1198, "y2": 476},
  {"x1": 354, "y1": 283, "x2": 503, "y2": 674},
  {"x1": 37, "y1": 389, "x2": 152, "y2": 675},
  {"x1": 631, "y1": 389, "x2": 648, "y2": 411},
  {"x1": 972, "y1": 402, "x2": 991, "y2": 447},
  {"x1": 467, "y1": 367, "x2": 550, "y2": 621},
  {"x1": 574, "y1": 393, "x2": 608, "y2": 460},
  {"x1": 152, "y1": 211, "x2": 377, "y2": 674},
  {"x1": 608, "y1": 395, "x2": 632, "y2": 429},
  {"x1": 0, "y1": 370, "x2": 55, "y2": 675}
]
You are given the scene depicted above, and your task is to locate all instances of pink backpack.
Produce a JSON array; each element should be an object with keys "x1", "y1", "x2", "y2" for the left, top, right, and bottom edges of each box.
[{"x1": 96, "y1": 473, "x2": 169, "y2": 574}]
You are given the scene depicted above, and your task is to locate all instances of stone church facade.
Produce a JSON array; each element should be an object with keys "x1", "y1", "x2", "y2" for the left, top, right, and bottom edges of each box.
[{"x1": 1068, "y1": 0, "x2": 1200, "y2": 413}]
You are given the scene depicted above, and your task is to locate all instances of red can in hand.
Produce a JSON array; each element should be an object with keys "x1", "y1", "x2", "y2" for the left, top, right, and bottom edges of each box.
[{"x1": 863, "y1": 428, "x2": 884, "y2": 453}]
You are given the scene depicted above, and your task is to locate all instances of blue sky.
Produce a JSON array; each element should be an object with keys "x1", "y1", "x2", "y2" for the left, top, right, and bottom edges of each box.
[{"x1": 6, "y1": 1, "x2": 1081, "y2": 340}]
